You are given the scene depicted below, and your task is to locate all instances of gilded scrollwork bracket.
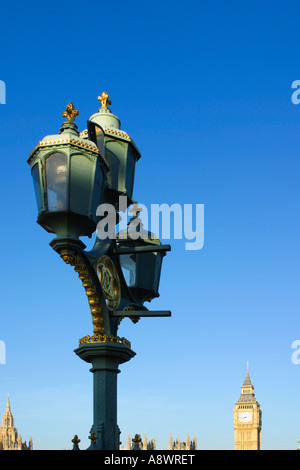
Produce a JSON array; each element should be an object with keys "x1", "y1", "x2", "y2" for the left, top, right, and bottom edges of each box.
[
  {"x1": 52, "y1": 237, "x2": 132, "y2": 348},
  {"x1": 59, "y1": 249, "x2": 112, "y2": 337}
]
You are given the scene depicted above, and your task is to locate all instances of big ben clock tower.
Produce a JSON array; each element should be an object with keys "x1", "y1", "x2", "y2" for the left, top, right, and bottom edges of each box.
[{"x1": 233, "y1": 364, "x2": 262, "y2": 450}]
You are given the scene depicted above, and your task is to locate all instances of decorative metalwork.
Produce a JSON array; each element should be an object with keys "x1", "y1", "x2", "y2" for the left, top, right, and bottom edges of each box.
[
  {"x1": 79, "y1": 333, "x2": 131, "y2": 348},
  {"x1": 96, "y1": 256, "x2": 121, "y2": 311},
  {"x1": 62, "y1": 103, "x2": 79, "y2": 123},
  {"x1": 60, "y1": 250, "x2": 131, "y2": 348},
  {"x1": 128, "y1": 201, "x2": 142, "y2": 222},
  {"x1": 98, "y1": 91, "x2": 112, "y2": 109},
  {"x1": 124, "y1": 305, "x2": 140, "y2": 324},
  {"x1": 132, "y1": 434, "x2": 142, "y2": 446},
  {"x1": 89, "y1": 431, "x2": 98, "y2": 444},
  {"x1": 60, "y1": 251, "x2": 105, "y2": 335},
  {"x1": 36, "y1": 138, "x2": 99, "y2": 152},
  {"x1": 104, "y1": 127, "x2": 131, "y2": 140},
  {"x1": 72, "y1": 435, "x2": 80, "y2": 446}
]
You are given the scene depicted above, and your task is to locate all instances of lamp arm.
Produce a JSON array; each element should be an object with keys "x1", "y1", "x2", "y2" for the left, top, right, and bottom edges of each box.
[
  {"x1": 112, "y1": 244, "x2": 171, "y2": 255},
  {"x1": 84, "y1": 236, "x2": 114, "y2": 265}
]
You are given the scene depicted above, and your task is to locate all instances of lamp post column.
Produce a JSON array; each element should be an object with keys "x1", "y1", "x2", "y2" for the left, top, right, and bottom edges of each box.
[{"x1": 74, "y1": 341, "x2": 135, "y2": 450}]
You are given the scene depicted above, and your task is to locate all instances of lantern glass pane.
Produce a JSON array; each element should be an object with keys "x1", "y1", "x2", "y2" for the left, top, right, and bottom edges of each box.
[
  {"x1": 120, "y1": 254, "x2": 136, "y2": 287},
  {"x1": 105, "y1": 141, "x2": 122, "y2": 191},
  {"x1": 126, "y1": 146, "x2": 136, "y2": 201},
  {"x1": 46, "y1": 152, "x2": 68, "y2": 211},
  {"x1": 95, "y1": 125, "x2": 104, "y2": 156},
  {"x1": 70, "y1": 154, "x2": 94, "y2": 216},
  {"x1": 31, "y1": 163, "x2": 43, "y2": 212},
  {"x1": 87, "y1": 121, "x2": 104, "y2": 156}
]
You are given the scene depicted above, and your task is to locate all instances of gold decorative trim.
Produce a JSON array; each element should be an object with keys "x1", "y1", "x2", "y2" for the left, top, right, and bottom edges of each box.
[
  {"x1": 79, "y1": 126, "x2": 131, "y2": 141},
  {"x1": 36, "y1": 138, "x2": 99, "y2": 153},
  {"x1": 79, "y1": 333, "x2": 131, "y2": 348},
  {"x1": 104, "y1": 128, "x2": 131, "y2": 140}
]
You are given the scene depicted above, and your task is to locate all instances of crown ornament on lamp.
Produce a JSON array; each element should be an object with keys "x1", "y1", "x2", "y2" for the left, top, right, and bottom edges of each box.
[
  {"x1": 98, "y1": 91, "x2": 112, "y2": 110},
  {"x1": 62, "y1": 103, "x2": 79, "y2": 123}
]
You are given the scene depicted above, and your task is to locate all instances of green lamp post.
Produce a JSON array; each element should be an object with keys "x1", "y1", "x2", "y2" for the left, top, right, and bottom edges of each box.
[{"x1": 27, "y1": 94, "x2": 171, "y2": 450}]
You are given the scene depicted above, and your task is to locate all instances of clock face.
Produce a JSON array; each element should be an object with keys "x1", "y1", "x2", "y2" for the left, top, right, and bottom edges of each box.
[{"x1": 238, "y1": 411, "x2": 252, "y2": 423}]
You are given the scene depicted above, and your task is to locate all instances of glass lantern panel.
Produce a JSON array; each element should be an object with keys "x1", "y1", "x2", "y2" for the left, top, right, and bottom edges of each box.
[
  {"x1": 46, "y1": 152, "x2": 68, "y2": 211},
  {"x1": 105, "y1": 140, "x2": 124, "y2": 192},
  {"x1": 95, "y1": 125, "x2": 104, "y2": 156},
  {"x1": 125, "y1": 146, "x2": 136, "y2": 202},
  {"x1": 120, "y1": 253, "x2": 136, "y2": 287},
  {"x1": 70, "y1": 154, "x2": 94, "y2": 216},
  {"x1": 135, "y1": 252, "x2": 162, "y2": 292},
  {"x1": 90, "y1": 159, "x2": 105, "y2": 217},
  {"x1": 31, "y1": 163, "x2": 43, "y2": 212},
  {"x1": 151, "y1": 252, "x2": 163, "y2": 293},
  {"x1": 87, "y1": 121, "x2": 105, "y2": 156}
]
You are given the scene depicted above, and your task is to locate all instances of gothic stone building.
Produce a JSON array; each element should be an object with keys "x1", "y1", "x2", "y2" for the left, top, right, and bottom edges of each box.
[
  {"x1": 0, "y1": 396, "x2": 33, "y2": 450},
  {"x1": 120, "y1": 433, "x2": 197, "y2": 450},
  {"x1": 233, "y1": 365, "x2": 262, "y2": 450}
]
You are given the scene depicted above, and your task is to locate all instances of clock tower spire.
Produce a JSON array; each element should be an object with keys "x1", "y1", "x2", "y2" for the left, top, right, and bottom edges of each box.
[{"x1": 233, "y1": 365, "x2": 262, "y2": 450}]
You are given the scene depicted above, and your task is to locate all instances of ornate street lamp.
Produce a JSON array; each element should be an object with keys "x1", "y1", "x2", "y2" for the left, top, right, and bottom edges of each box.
[
  {"x1": 27, "y1": 94, "x2": 171, "y2": 450},
  {"x1": 28, "y1": 103, "x2": 108, "y2": 241},
  {"x1": 87, "y1": 91, "x2": 141, "y2": 209}
]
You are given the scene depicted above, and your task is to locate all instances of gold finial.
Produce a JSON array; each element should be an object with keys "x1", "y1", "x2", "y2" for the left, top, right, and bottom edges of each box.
[
  {"x1": 132, "y1": 434, "x2": 142, "y2": 445},
  {"x1": 88, "y1": 431, "x2": 98, "y2": 444},
  {"x1": 128, "y1": 202, "x2": 142, "y2": 223},
  {"x1": 72, "y1": 435, "x2": 80, "y2": 446},
  {"x1": 62, "y1": 103, "x2": 79, "y2": 123},
  {"x1": 98, "y1": 91, "x2": 112, "y2": 109}
]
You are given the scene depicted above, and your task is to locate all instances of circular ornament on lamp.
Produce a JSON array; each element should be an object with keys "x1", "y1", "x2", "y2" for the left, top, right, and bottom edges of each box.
[{"x1": 96, "y1": 255, "x2": 121, "y2": 310}]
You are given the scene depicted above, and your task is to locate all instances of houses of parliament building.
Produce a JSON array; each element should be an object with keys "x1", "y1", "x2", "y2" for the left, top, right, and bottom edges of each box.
[
  {"x1": 124, "y1": 365, "x2": 263, "y2": 451},
  {"x1": 0, "y1": 396, "x2": 32, "y2": 450},
  {"x1": 0, "y1": 366, "x2": 262, "y2": 450}
]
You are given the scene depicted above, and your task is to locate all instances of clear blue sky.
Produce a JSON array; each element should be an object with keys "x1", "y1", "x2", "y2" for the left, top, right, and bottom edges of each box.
[{"x1": 0, "y1": 0, "x2": 300, "y2": 450}]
